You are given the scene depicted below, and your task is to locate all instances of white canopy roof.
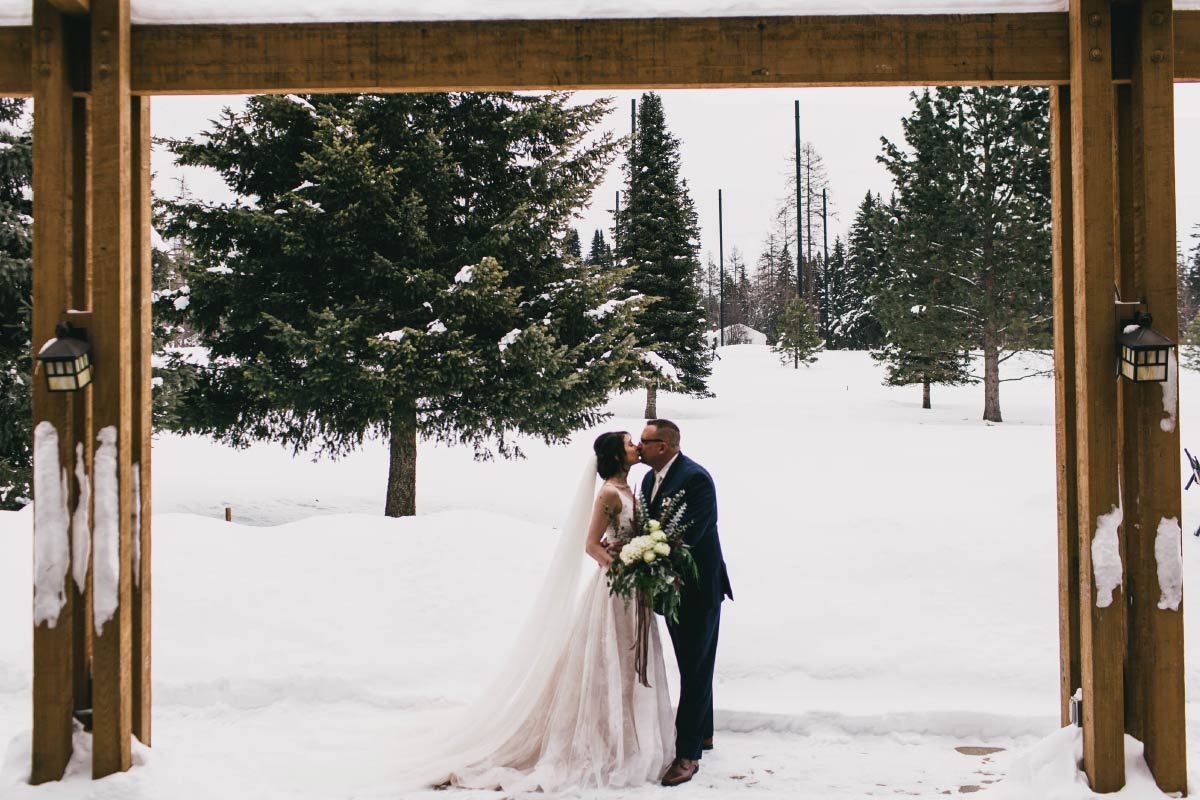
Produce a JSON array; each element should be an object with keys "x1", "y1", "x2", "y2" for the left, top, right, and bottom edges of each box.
[{"x1": 0, "y1": 0, "x2": 1195, "y2": 26}]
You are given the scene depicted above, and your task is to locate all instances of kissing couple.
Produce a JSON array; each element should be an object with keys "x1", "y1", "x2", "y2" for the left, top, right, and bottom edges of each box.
[{"x1": 400, "y1": 419, "x2": 733, "y2": 792}]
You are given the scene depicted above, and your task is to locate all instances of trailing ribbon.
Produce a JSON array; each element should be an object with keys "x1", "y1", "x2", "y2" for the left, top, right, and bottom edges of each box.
[{"x1": 633, "y1": 590, "x2": 653, "y2": 688}]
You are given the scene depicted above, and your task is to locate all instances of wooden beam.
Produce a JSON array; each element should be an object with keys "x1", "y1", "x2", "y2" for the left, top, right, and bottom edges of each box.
[
  {"x1": 30, "y1": 0, "x2": 78, "y2": 782},
  {"x1": 130, "y1": 94, "x2": 152, "y2": 746},
  {"x1": 0, "y1": 12, "x2": 1195, "y2": 96},
  {"x1": 126, "y1": 14, "x2": 1072, "y2": 94},
  {"x1": 48, "y1": 0, "x2": 89, "y2": 15},
  {"x1": 1114, "y1": 80, "x2": 1141, "y2": 741},
  {"x1": 89, "y1": 0, "x2": 133, "y2": 779},
  {"x1": 69, "y1": 94, "x2": 93, "y2": 727},
  {"x1": 0, "y1": 27, "x2": 31, "y2": 95},
  {"x1": 1051, "y1": 83, "x2": 1081, "y2": 729},
  {"x1": 1126, "y1": 0, "x2": 1187, "y2": 791},
  {"x1": 1177, "y1": 9, "x2": 1200, "y2": 81},
  {"x1": 1070, "y1": 0, "x2": 1127, "y2": 791}
]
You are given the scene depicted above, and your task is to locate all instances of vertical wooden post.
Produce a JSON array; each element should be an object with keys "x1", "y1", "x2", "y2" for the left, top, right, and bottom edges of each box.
[
  {"x1": 130, "y1": 94, "x2": 152, "y2": 746},
  {"x1": 1114, "y1": 80, "x2": 1143, "y2": 742},
  {"x1": 1051, "y1": 84, "x2": 1081, "y2": 728},
  {"x1": 30, "y1": 0, "x2": 78, "y2": 783},
  {"x1": 1069, "y1": 0, "x2": 1127, "y2": 792},
  {"x1": 69, "y1": 94, "x2": 94, "y2": 724},
  {"x1": 89, "y1": 0, "x2": 134, "y2": 779},
  {"x1": 1127, "y1": 0, "x2": 1187, "y2": 791}
]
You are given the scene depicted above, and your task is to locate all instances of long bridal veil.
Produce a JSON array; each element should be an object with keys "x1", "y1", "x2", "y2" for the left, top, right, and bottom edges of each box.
[{"x1": 395, "y1": 456, "x2": 600, "y2": 787}]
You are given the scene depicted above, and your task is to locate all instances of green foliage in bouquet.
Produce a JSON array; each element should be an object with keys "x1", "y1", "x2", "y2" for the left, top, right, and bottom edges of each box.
[{"x1": 605, "y1": 489, "x2": 698, "y2": 625}]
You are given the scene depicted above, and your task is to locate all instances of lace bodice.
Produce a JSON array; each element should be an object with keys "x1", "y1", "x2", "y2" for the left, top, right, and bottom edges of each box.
[{"x1": 607, "y1": 488, "x2": 637, "y2": 539}]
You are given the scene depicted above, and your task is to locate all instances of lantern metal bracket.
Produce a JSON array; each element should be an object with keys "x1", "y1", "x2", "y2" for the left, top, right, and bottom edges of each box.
[
  {"x1": 64, "y1": 308, "x2": 92, "y2": 333},
  {"x1": 1119, "y1": 309, "x2": 1154, "y2": 332}
]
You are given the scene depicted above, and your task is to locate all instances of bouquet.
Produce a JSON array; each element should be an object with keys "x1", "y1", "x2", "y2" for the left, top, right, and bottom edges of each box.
[{"x1": 605, "y1": 489, "x2": 698, "y2": 686}]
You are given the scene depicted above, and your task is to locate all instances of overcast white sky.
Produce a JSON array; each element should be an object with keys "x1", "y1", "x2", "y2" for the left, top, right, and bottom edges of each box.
[{"x1": 150, "y1": 84, "x2": 1200, "y2": 276}]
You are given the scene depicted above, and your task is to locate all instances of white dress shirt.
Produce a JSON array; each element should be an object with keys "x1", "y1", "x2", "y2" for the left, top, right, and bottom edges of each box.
[{"x1": 651, "y1": 453, "x2": 681, "y2": 503}]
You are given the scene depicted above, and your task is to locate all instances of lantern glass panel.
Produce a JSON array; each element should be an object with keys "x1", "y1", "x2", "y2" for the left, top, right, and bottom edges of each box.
[
  {"x1": 1145, "y1": 364, "x2": 1168, "y2": 381},
  {"x1": 48, "y1": 375, "x2": 74, "y2": 392},
  {"x1": 75, "y1": 366, "x2": 91, "y2": 388},
  {"x1": 1122, "y1": 360, "x2": 1136, "y2": 381}
]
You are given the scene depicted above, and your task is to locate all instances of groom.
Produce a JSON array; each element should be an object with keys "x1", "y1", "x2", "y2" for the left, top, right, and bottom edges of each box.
[{"x1": 638, "y1": 419, "x2": 733, "y2": 787}]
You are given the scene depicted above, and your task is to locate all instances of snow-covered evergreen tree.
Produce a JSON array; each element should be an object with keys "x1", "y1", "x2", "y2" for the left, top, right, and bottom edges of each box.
[
  {"x1": 773, "y1": 297, "x2": 822, "y2": 368},
  {"x1": 822, "y1": 237, "x2": 851, "y2": 349},
  {"x1": 1180, "y1": 231, "x2": 1200, "y2": 330},
  {"x1": 158, "y1": 92, "x2": 643, "y2": 517},
  {"x1": 614, "y1": 92, "x2": 711, "y2": 418},
  {"x1": 0, "y1": 99, "x2": 31, "y2": 510},
  {"x1": 839, "y1": 192, "x2": 892, "y2": 350},
  {"x1": 878, "y1": 87, "x2": 1050, "y2": 420}
]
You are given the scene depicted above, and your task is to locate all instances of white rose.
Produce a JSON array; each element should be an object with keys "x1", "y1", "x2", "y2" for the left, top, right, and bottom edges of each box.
[
  {"x1": 654, "y1": 543, "x2": 670, "y2": 556},
  {"x1": 650, "y1": 530, "x2": 667, "y2": 543},
  {"x1": 643, "y1": 550, "x2": 656, "y2": 564},
  {"x1": 647, "y1": 520, "x2": 662, "y2": 532}
]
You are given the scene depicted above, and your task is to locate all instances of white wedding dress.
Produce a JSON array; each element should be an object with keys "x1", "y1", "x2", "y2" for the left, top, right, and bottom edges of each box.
[{"x1": 401, "y1": 471, "x2": 675, "y2": 795}]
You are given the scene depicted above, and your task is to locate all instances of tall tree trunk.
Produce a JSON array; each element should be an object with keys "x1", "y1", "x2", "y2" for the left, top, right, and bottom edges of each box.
[
  {"x1": 385, "y1": 400, "x2": 417, "y2": 517},
  {"x1": 644, "y1": 384, "x2": 658, "y2": 419},
  {"x1": 922, "y1": 378, "x2": 931, "y2": 410},
  {"x1": 982, "y1": 325, "x2": 1002, "y2": 422}
]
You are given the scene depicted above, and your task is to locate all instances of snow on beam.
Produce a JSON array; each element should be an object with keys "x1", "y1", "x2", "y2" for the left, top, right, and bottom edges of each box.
[{"x1": 47, "y1": 0, "x2": 89, "y2": 14}]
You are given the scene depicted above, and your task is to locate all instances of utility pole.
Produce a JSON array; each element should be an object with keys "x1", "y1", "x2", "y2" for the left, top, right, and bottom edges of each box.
[
  {"x1": 718, "y1": 189, "x2": 725, "y2": 347},
  {"x1": 822, "y1": 188, "x2": 830, "y2": 347},
  {"x1": 614, "y1": 190, "x2": 620, "y2": 250},
  {"x1": 794, "y1": 100, "x2": 803, "y2": 299}
]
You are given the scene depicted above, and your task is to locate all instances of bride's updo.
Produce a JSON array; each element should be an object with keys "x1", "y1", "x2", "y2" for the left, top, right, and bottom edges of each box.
[{"x1": 593, "y1": 431, "x2": 629, "y2": 480}]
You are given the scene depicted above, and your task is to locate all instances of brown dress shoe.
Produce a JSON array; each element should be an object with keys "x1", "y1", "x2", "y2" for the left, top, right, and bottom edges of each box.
[
  {"x1": 702, "y1": 737, "x2": 714, "y2": 751},
  {"x1": 661, "y1": 757, "x2": 700, "y2": 787}
]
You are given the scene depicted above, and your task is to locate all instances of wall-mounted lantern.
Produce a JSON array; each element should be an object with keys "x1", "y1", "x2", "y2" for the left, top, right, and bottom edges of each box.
[
  {"x1": 36, "y1": 322, "x2": 93, "y2": 393},
  {"x1": 1117, "y1": 311, "x2": 1174, "y2": 383}
]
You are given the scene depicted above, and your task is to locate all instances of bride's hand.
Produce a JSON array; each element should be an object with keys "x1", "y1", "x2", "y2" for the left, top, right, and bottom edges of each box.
[{"x1": 589, "y1": 543, "x2": 614, "y2": 569}]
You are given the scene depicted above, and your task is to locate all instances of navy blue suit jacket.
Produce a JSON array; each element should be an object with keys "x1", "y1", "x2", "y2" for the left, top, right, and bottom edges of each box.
[{"x1": 641, "y1": 453, "x2": 733, "y2": 609}]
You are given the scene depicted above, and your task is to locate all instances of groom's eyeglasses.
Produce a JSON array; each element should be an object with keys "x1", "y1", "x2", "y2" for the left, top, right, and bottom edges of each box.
[{"x1": 641, "y1": 438, "x2": 666, "y2": 445}]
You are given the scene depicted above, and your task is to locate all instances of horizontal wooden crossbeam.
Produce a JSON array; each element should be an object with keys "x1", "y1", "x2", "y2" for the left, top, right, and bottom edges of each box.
[
  {"x1": 47, "y1": 0, "x2": 89, "y2": 14},
  {"x1": 0, "y1": 11, "x2": 1196, "y2": 96}
]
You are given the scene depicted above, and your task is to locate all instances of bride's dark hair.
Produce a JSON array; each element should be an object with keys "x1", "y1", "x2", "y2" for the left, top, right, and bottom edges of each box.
[{"x1": 593, "y1": 431, "x2": 629, "y2": 480}]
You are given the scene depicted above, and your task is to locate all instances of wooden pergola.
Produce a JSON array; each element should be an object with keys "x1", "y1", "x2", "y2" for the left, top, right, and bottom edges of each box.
[{"x1": 11, "y1": 0, "x2": 1196, "y2": 793}]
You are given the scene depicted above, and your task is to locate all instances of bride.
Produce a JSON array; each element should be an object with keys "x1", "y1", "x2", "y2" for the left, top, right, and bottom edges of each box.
[{"x1": 401, "y1": 431, "x2": 674, "y2": 792}]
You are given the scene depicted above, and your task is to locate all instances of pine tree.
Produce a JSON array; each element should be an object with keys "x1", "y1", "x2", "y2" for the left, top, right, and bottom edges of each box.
[
  {"x1": 777, "y1": 142, "x2": 832, "y2": 311},
  {"x1": 158, "y1": 92, "x2": 643, "y2": 517},
  {"x1": 0, "y1": 99, "x2": 31, "y2": 510},
  {"x1": 1181, "y1": 230, "x2": 1200, "y2": 329},
  {"x1": 773, "y1": 297, "x2": 822, "y2": 368},
  {"x1": 564, "y1": 228, "x2": 583, "y2": 260},
  {"x1": 749, "y1": 231, "x2": 794, "y2": 342},
  {"x1": 840, "y1": 192, "x2": 891, "y2": 350},
  {"x1": 874, "y1": 288, "x2": 974, "y2": 408},
  {"x1": 614, "y1": 92, "x2": 711, "y2": 418},
  {"x1": 700, "y1": 252, "x2": 722, "y2": 326},
  {"x1": 1182, "y1": 308, "x2": 1200, "y2": 372},
  {"x1": 878, "y1": 87, "x2": 1051, "y2": 419},
  {"x1": 586, "y1": 229, "x2": 613, "y2": 269},
  {"x1": 823, "y1": 237, "x2": 850, "y2": 349}
]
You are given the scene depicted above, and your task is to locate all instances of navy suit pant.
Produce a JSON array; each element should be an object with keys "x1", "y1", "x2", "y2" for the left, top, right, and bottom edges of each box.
[{"x1": 666, "y1": 601, "x2": 721, "y2": 760}]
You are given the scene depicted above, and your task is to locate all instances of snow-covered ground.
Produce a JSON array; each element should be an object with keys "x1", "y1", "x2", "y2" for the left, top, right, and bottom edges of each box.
[{"x1": 0, "y1": 346, "x2": 1197, "y2": 798}]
